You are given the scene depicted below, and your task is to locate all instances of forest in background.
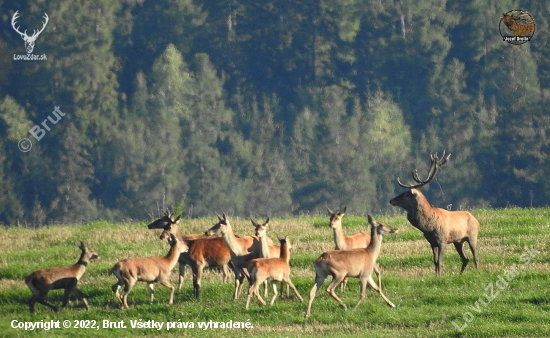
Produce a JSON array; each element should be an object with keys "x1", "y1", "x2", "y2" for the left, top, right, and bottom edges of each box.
[{"x1": 0, "y1": 0, "x2": 548, "y2": 225}]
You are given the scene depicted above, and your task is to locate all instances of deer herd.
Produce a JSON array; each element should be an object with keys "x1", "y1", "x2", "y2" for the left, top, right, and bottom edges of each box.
[{"x1": 24, "y1": 151, "x2": 481, "y2": 317}]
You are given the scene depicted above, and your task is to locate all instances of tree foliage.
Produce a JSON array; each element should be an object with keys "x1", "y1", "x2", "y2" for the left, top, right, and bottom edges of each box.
[{"x1": 0, "y1": 0, "x2": 548, "y2": 224}]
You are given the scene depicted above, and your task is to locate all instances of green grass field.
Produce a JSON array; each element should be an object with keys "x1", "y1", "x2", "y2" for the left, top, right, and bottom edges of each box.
[{"x1": 1, "y1": 208, "x2": 549, "y2": 337}]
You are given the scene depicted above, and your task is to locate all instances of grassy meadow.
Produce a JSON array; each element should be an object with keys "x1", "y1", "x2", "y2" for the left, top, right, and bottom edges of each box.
[{"x1": 0, "y1": 208, "x2": 549, "y2": 337}]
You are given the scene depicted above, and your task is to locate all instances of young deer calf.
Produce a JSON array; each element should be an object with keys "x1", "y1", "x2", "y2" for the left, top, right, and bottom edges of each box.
[
  {"x1": 245, "y1": 236, "x2": 303, "y2": 309},
  {"x1": 25, "y1": 241, "x2": 99, "y2": 313},
  {"x1": 111, "y1": 234, "x2": 188, "y2": 309},
  {"x1": 306, "y1": 215, "x2": 397, "y2": 317}
]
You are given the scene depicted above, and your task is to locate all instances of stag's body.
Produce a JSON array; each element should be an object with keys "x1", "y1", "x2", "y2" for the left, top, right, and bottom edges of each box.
[
  {"x1": 246, "y1": 236, "x2": 303, "y2": 309},
  {"x1": 111, "y1": 235, "x2": 188, "y2": 309},
  {"x1": 390, "y1": 151, "x2": 479, "y2": 275},
  {"x1": 205, "y1": 214, "x2": 265, "y2": 299},
  {"x1": 390, "y1": 189, "x2": 479, "y2": 275},
  {"x1": 25, "y1": 242, "x2": 99, "y2": 313},
  {"x1": 327, "y1": 207, "x2": 382, "y2": 291},
  {"x1": 305, "y1": 216, "x2": 397, "y2": 317},
  {"x1": 148, "y1": 211, "x2": 231, "y2": 294}
]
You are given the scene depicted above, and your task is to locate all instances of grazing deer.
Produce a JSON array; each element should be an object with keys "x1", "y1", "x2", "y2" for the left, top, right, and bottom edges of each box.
[
  {"x1": 25, "y1": 241, "x2": 99, "y2": 313},
  {"x1": 305, "y1": 216, "x2": 397, "y2": 317},
  {"x1": 246, "y1": 236, "x2": 303, "y2": 309},
  {"x1": 327, "y1": 207, "x2": 382, "y2": 291},
  {"x1": 160, "y1": 224, "x2": 231, "y2": 298},
  {"x1": 148, "y1": 210, "x2": 230, "y2": 291},
  {"x1": 111, "y1": 234, "x2": 188, "y2": 309},
  {"x1": 389, "y1": 151, "x2": 479, "y2": 275},
  {"x1": 205, "y1": 214, "x2": 265, "y2": 299}
]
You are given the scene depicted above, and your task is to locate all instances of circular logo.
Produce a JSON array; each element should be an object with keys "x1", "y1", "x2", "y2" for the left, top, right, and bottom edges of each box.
[
  {"x1": 18, "y1": 138, "x2": 32, "y2": 152},
  {"x1": 499, "y1": 10, "x2": 535, "y2": 45}
]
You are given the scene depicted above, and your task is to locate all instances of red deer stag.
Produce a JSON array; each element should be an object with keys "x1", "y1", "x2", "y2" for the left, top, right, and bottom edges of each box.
[
  {"x1": 246, "y1": 236, "x2": 303, "y2": 309},
  {"x1": 306, "y1": 215, "x2": 397, "y2": 317},
  {"x1": 25, "y1": 241, "x2": 99, "y2": 313},
  {"x1": 389, "y1": 151, "x2": 479, "y2": 275},
  {"x1": 148, "y1": 210, "x2": 231, "y2": 292},
  {"x1": 111, "y1": 234, "x2": 188, "y2": 309},
  {"x1": 205, "y1": 214, "x2": 265, "y2": 300},
  {"x1": 327, "y1": 207, "x2": 382, "y2": 291}
]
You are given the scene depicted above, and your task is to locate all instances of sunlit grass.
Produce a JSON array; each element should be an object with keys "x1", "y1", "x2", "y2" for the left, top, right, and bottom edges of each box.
[{"x1": 0, "y1": 208, "x2": 549, "y2": 337}]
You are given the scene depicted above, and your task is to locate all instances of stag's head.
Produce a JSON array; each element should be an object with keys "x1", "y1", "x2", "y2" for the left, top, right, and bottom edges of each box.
[
  {"x1": 389, "y1": 151, "x2": 451, "y2": 210},
  {"x1": 11, "y1": 11, "x2": 49, "y2": 54},
  {"x1": 327, "y1": 206, "x2": 346, "y2": 229},
  {"x1": 205, "y1": 213, "x2": 231, "y2": 236},
  {"x1": 148, "y1": 209, "x2": 181, "y2": 229},
  {"x1": 251, "y1": 218, "x2": 270, "y2": 237}
]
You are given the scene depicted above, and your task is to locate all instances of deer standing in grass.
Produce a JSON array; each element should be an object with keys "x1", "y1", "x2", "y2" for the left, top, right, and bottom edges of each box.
[
  {"x1": 327, "y1": 207, "x2": 382, "y2": 291},
  {"x1": 25, "y1": 241, "x2": 99, "y2": 313},
  {"x1": 246, "y1": 236, "x2": 303, "y2": 309},
  {"x1": 306, "y1": 215, "x2": 397, "y2": 317},
  {"x1": 160, "y1": 223, "x2": 231, "y2": 298},
  {"x1": 205, "y1": 213, "x2": 266, "y2": 299},
  {"x1": 111, "y1": 234, "x2": 188, "y2": 309},
  {"x1": 251, "y1": 218, "x2": 287, "y2": 298},
  {"x1": 389, "y1": 151, "x2": 479, "y2": 275},
  {"x1": 148, "y1": 210, "x2": 231, "y2": 293}
]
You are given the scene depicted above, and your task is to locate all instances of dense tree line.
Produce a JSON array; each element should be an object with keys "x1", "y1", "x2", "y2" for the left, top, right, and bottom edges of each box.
[{"x1": 0, "y1": 0, "x2": 548, "y2": 225}]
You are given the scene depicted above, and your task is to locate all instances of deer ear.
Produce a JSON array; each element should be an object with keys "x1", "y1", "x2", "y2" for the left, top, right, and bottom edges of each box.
[
  {"x1": 78, "y1": 241, "x2": 85, "y2": 250},
  {"x1": 174, "y1": 214, "x2": 181, "y2": 223},
  {"x1": 326, "y1": 206, "x2": 333, "y2": 215},
  {"x1": 264, "y1": 218, "x2": 269, "y2": 225},
  {"x1": 341, "y1": 206, "x2": 347, "y2": 214},
  {"x1": 250, "y1": 218, "x2": 257, "y2": 226},
  {"x1": 222, "y1": 213, "x2": 228, "y2": 221}
]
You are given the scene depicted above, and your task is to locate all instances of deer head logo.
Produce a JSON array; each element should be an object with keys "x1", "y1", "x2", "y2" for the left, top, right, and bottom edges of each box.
[{"x1": 11, "y1": 11, "x2": 49, "y2": 54}]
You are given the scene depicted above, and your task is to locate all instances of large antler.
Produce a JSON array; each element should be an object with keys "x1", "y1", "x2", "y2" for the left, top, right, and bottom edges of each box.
[{"x1": 397, "y1": 151, "x2": 451, "y2": 189}]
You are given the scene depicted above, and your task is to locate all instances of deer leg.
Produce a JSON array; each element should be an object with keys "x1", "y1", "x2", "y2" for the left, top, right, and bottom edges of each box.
[
  {"x1": 72, "y1": 287, "x2": 89, "y2": 310},
  {"x1": 178, "y1": 263, "x2": 186, "y2": 291},
  {"x1": 374, "y1": 263, "x2": 382, "y2": 290},
  {"x1": 33, "y1": 289, "x2": 58, "y2": 313},
  {"x1": 326, "y1": 273, "x2": 347, "y2": 309},
  {"x1": 222, "y1": 263, "x2": 231, "y2": 283},
  {"x1": 340, "y1": 277, "x2": 348, "y2": 292},
  {"x1": 111, "y1": 282, "x2": 124, "y2": 306},
  {"x1": 233, "y1": 269, "x2": 243, "y2": 300},
  {"x1": 353, "y1": 277, "x2": 367, "y2": 310},
  {"x1": 60, "y1": 283, "x2": 77, "y2": 312},
  {"x1": 147, "y1": 283, "x2": 155, "y2": 304},
  {"x1": 120, "y1": 279, "x2": 135, "y2": 309},
  {"x1": 159, "y1": 280, "x2": 175, "y2": 305},
  {"x1": 306, "y1": 273, "x2": 328, "y2": 317},
  {"x1": 432, "y1": 245, "x2": 444, "y2": 276},
  {"x1": 467, "y1": 237, "x2": 479, "y2": 269},
  {"x1": 263, "y1": 279, "x2": 269, "y2": 298},
  {"x1": 454, "y1": 241, "x2": 470, "y2": 273},
  {"x1": 367, "y1": 274, "x2": 395, "y2": 307},
  {"x1": 269, "y1": 281, "x2": 279, "y2": 306},
  {"x1": 193, "y1": 264, "x2": 203, "y2": 299},
  {"x1": 285, "y1": 277, "x2": 303, "y2": 302}
]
